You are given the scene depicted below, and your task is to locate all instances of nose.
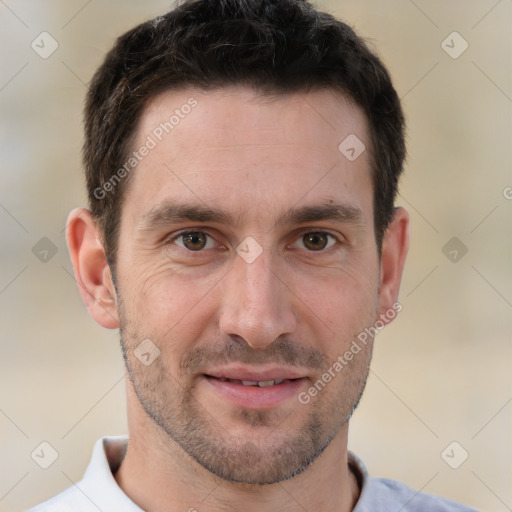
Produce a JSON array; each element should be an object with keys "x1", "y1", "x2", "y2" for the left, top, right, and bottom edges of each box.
[{"x1": 218, "y1": 249, "x2": 297, "y2": 349}]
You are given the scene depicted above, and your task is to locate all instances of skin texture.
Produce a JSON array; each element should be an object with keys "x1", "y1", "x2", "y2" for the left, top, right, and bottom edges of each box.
[{"x1": 67, "y1": 87, "x2": 409, "y2": 512}]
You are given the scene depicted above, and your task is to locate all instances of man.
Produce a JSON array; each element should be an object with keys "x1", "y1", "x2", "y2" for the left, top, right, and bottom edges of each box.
[{"x1": 29, "y1": 0, "x2": 477, "y2": 510}]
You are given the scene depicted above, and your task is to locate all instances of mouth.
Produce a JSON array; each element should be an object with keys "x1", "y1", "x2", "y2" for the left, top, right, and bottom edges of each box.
[
  {"x1": 204, "y1": 376, "x2": 295, "y2": 387},
  {"x1": 201, "y1": 369, "x2": 308, "y2": 409}
]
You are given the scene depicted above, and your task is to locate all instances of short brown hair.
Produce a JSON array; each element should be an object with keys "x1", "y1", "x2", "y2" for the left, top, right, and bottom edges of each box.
[{"x1": 84, "y1": 0, "x2": 405, "y2": 271}]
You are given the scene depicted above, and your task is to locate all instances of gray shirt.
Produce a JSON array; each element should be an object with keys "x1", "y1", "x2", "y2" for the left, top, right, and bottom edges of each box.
[{"x1": 28, "y1": 436, "x2": 478, "y2": 512}]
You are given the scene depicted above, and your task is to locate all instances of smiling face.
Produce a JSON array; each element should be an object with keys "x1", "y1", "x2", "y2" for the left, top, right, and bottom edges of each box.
[{"x1": 108, "y1": 87, "x2": 392, "y2": 484}]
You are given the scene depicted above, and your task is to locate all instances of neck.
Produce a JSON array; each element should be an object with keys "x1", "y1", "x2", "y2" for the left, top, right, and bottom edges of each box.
[{"x1": 115, "y1": 382, "x2": 360, "y2": 512}]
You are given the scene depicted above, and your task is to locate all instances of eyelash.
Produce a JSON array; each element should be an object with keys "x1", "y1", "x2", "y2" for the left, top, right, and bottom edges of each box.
[
  {"x1": 171, "y1": 231, "x2": 219, "y2": 251},
  {"x1": 166, "y1": 229, "x2": 342, "y2": 253}
]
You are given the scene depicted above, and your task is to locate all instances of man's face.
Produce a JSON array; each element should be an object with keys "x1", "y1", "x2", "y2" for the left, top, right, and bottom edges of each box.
[{"x1": 115, "y1": 87, "x2": 381, "y2": 484}]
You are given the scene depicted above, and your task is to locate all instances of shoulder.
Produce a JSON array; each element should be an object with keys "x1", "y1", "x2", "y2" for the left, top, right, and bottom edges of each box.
[
  {"x1": 26, "y1": 485, "x2": 95, "y2": 512},
  {"x1": 348, "y1": 452, "x2": 478, "y2": 512},
  {"x1": 357, "y1": 477, "x2": 479, "y2": 512},
  {"x1": 26, "y1": 436, "x2": 137, "y2": 512}
]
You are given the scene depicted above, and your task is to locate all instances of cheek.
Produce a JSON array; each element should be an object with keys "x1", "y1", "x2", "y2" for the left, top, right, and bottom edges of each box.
[
  {"x1": 121, "y1": 263, "x2": 221, "y2": 346},
  {"x1": 292, "y1": 255, "x2": 379, "y2": 337}
]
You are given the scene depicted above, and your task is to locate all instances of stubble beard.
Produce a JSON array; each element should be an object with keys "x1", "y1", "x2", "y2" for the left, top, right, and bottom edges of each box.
[{"x1": 118, "y1": 308, "x2": 373, "y2": 485}]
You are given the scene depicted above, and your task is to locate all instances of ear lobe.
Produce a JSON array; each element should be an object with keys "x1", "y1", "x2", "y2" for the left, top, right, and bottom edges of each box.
[
  {"x1": 66, "y1": 208, "x2": 119, "y2": 329},
  {"x1": 377, "y1": 207, "x2": 409, "y2": 322}
]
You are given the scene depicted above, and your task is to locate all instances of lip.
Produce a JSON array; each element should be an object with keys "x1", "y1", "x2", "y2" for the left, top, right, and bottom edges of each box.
[
  {"x1": 205, "y1": 365, "x2": 307, "y2": 382},
  {"x1": 201, "y1": 365, "x2": 309, "y2": 410}
]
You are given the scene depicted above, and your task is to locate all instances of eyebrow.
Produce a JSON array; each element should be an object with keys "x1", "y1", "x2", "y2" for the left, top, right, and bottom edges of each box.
[
  {"x1": 277, "y1": 202, "x2": 364, "y2": 227},
  {"x1": 138, "y1": 201, "x2": 365, "y2": 232},
  {"x1": 139, "y1": 203, "x2": 237, "y2": 231}
]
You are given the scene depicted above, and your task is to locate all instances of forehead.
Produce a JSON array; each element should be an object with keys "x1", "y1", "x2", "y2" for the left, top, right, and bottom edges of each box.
[
  {"x1": 141, "y1": 86, "x2": 367, "y2": 148},
  {"x1": 124, "y1": 86, "x2": 373, "y2": 226}
]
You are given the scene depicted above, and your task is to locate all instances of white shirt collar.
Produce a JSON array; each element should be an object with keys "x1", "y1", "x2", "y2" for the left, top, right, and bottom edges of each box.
[{"x1": 53, "y1": 436, "x2": 370, "y2": 511}]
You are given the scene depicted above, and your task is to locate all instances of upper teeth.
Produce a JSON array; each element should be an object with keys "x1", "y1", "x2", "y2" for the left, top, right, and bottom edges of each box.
[
  {"x1": 242, "y1": 379, "x2": 285, "y2": 387},
  {"x1": 214, "y1": 377, "x2": 287, "y2": 386}
]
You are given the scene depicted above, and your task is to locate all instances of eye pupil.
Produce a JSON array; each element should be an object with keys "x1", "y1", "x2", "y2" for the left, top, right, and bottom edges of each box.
[
  {"x1": 303, "y1": 232, "x2": 328, "y2": 250},
  {"x1": 183, "y1": 232, "x2": 207, "y2": 250}
]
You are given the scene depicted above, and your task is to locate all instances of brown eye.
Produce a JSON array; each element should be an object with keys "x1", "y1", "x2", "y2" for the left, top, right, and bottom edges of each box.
[
  {"x1": 177, "y1": 232, "x2": 212, "y2": 251},
  {"x1": 300, "y1": 232, "x2": 336, "y2": 251}
]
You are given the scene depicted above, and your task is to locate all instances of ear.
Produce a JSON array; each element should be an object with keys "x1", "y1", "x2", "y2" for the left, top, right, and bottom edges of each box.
[
  {"x1": 66, "y1": 208, "x2": 119, "y2": 329},
  {"x1": 377, "y1": 207, "x2": 409, "y2": 321}
]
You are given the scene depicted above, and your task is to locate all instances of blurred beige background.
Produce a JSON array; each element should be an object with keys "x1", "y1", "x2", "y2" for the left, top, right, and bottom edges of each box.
[{"x1": 1, "y1": 1, "x2": 511, "y2": 511}]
